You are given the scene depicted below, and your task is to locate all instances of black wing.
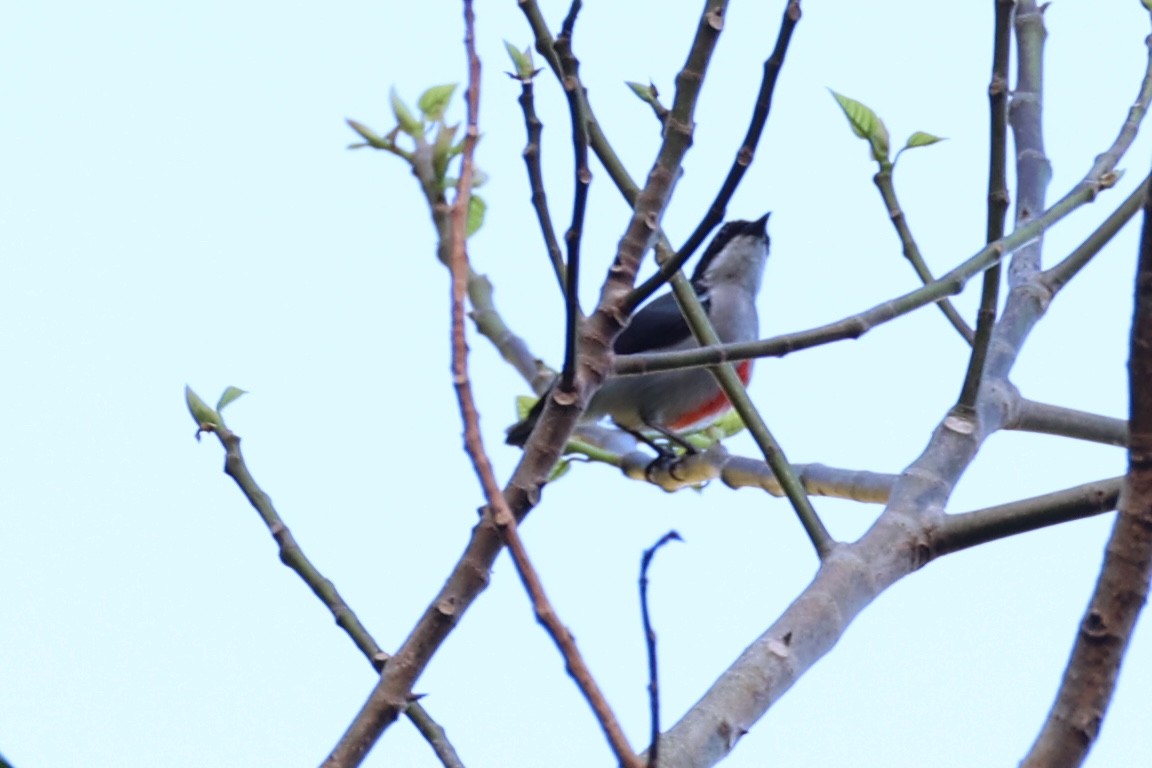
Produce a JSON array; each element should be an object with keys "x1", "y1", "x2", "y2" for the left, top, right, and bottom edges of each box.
[{"x1": 613, "y1": 285, "x2": 711, "y2": 355}]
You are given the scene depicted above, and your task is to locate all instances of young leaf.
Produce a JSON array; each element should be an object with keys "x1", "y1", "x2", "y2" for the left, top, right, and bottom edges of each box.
[
  {"x1": 390, "y1": 88, "x2": 422, "y2": 136},
  {"x1": 216, "y1": 386, "x2": 248, "y2": 413},
  {"x1": 185, "y1": 385, "x2": 221, "y2": 428},
  {"x1": 904, "y1": 131, "x2": 945, "y2": 150},
  {"x1": 830, "y1": 90, "x2": 891, "y2": 163},
  {"x1": 504, "y1": 41, "x2": 536, "y2": 80},
  {"x1": 418, "y1": 84, "x2": 457, "y2": 121},
  {"x1": 626, "y1": 81, "x2": 655, "y2": 101},
  {"x1": 515, "y1": 394, "x2": 539, "y2": 421},
  {"x1": 466, "y1": 194, "x2": 486, "y2": 237}
]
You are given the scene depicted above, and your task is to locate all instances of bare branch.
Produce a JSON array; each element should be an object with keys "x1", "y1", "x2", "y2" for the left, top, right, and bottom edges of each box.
[
  {"x1": 323, "y1": 2, "x2": 489, "y2": 762},
  {"x1": 195, "y1": 423, "x2": 465, "y2": 768},
  {"x1": 510, "y1": 54, "x2": 566, "y2": 295},
  {"x1": 934, "y1": 477, "x2": 1122, "y2": 556},
  {"x1": 872, "y1": 166, "x2": 975, "y2": 342},
  {"x1": 627, "y1": 0, "x2": 803, "y2": 311},
  {"x1": 955, "y1": 0, "x2": 1015, "y2": 409},
  {"x1": 1021, "y1": 119, "x2": 1152, "y2": 768},
  {"x1": 493, "y1": 504, "x2": 643, "y2": 768},
  {"x1": 1007, "y1": 398, "x2": 1128, "y2": 447},
  {"x1": 641, "y1": 531, "x2": 683, "y2": 768},
  {"x1": 555, "y1": 3, "x2": 590, "y2": 390}
]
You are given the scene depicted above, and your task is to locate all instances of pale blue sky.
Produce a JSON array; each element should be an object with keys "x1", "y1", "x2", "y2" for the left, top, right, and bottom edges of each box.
[{"x1": 2, "y1": 1, "x2": 1149, "y2": 766}]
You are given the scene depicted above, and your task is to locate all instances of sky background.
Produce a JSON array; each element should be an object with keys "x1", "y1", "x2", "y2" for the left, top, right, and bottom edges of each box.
[{"x1": 2, "y1": 1, "x2": 1150, "y2": 766}]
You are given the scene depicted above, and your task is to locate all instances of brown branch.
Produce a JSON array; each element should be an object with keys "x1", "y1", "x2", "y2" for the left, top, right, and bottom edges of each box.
[
  {"x1": 1020, "y1": 135, "x2": 1152, "y2": 768},
  {"x1": 194, "y1": 422, "x2": 464, "y2": 768},
  {"x1": 510, "y1": 55, "x2": 566, "y2": 295},
  {"x1": 493, "y1": 502, "x2": 643, "y2": 768},
  {"x1": 324, "y1": 6, "x2": 636, "y2": 765},
  {"x1": 322, "y1": 3, "x2": 489, "y2": 763}
]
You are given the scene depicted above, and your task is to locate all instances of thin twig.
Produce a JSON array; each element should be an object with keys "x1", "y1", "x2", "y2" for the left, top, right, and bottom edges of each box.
[
  {"x1": 196, "y1": 424, "x2": 464, "y2": 768},
  {"x1": 511, "y1": 58, "x2": 566, "y2": 294},
  {"x1": 1007, "y1": 399, "x2": 1128, "y2": 447},
  {"x1": 872, "y1": 168, "x2": 975, "y2": 342},
  {"x1": 324, "y1": 6, "x2": 638, "y2": 766},
  {"x1": 1042, "y1": 176, "x2": 1150, "y2": 292},
  {"x1": 322, "y1": 3, "x2": 493, "y2": 763},
  {"x1": 614, "y1": 160, "x2": 1130, "y2": 377},
  {"x1": 640, "y1": 531, "x2": 682, "y2": 768},
  {"x1": 523, "y1": 0, "x2": 829, "y2": 554},
  {"x1": 495, "y1": 505, "x2": 643, "y2": 768},
  {"x1": 555, "y1": 1, "x2": 589, "y2": 391},
  {"x1": 662, "y1": 269, "x2": 835, "y2": 556},
  {"x1": 955, "y1": 0, "x2": 1015, "y2": 410},
  {"x1": 627, "y1": 0, "x2": 803, "y2": 312},
  {"x1": 462, "y1": 15, "x2": 641, "y2": 763},
  {"x1": 933, "y1": 477, "x2": 1122, "y2": 556}
]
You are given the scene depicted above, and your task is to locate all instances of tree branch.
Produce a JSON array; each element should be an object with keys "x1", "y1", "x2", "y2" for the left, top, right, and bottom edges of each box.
[
  {"x1": 627, "y1": 0, "x2": 803, "y2": 311},
  {"x1": 955, "y1": 0, "x2": 1014, "y2": 410},
  {"x1": 510, "y1": 50, "x2": 567, "y2": 295},
  {"x1": 194, "y1": 423, "x2": 464, "y2": 768},
  {"x1": 933, "y1": 477, "x2": 1122, "y2": 556},
  {"x1": 1021, "y1": 115, "x2": 1152, "y2": 768},
  {"x1": 1006, "y1": 398, "x2": 1128, "y2": 447},
  {"x1": 555, "y1": 2, "x2": 590, "y2": 390},
  {"x1": 872, "y1": 166, "x2": 975, "y2": 342}
]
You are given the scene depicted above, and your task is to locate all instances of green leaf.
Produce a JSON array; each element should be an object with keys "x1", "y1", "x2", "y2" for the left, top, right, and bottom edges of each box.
[
  {"x1": 830, "y1": 90, "x2": 890, "y2": 163},
  {"x1": 504, "y1": 41, "x2": 536, "y2": 80},
  {"x1": 390, "y1": 88, "x2": 422, "y2": 136},
  {"x1": 515, "y1": 395, "x2": 539, "y2": 421},
  {"x1": 626, "y1": 81, "x2": 655, "y2": 101},
  {"x1": 466, "y1": 194, "x2": 486, "y2": 237},
  {"x1": 904, "y1": 131, "x2": 945, "y2": 150},
  {"x1": 216, "y1": 386, "x2": 248, "y2": 412},
  {"x1": 185, "y1": 385, "x2": 221, "y2": 428},
  {"x1": 418, "y1": 83, "x2": 457, "y2": 121}
]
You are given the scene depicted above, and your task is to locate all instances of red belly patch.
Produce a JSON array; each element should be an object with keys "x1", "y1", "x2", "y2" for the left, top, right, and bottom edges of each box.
[{"x1": 666, "y1": 360, "x2": 753, "y2": 431}]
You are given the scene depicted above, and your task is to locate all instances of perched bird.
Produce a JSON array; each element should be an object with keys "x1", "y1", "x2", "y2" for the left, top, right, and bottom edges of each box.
[{"x1": 506, "y1": 212, "x2": 771, "y2": 448}]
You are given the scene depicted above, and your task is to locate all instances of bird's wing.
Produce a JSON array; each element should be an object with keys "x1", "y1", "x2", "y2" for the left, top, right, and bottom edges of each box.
[{"x1": 613, "y1": 285, "x2": 710, "y2": 355}]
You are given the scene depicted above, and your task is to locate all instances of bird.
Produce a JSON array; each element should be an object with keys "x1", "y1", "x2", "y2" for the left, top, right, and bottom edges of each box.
[{"x1": 506, "y1": 212, "x2": 771, "y2": 448}]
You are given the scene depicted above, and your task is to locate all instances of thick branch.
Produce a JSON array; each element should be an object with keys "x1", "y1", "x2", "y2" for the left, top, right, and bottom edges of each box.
[{"x1": 1021, "y1": 123, "x2": 1152, "y2": 768}]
